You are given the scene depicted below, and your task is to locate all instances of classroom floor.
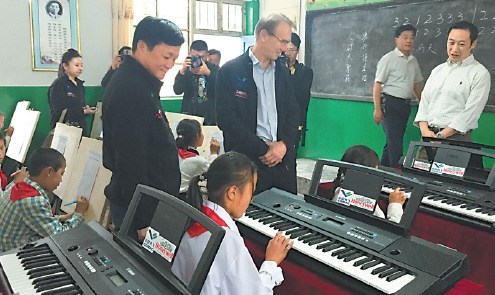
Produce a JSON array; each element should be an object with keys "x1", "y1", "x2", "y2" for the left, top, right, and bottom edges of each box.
[{"x1": 296, "y1": 158, "x2": 337, "y2": 195}]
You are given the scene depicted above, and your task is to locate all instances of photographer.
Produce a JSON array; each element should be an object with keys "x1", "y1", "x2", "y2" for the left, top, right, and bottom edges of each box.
[
  {"x1": 174, "y1": 40, "x2": 219, "y2": 125},
  {"x1": 101, "y1": 46, "x2": 132, "y2": 88}
]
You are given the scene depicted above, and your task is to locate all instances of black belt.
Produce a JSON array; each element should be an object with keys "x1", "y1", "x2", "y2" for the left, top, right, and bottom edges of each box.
[{"x1": 382, "y1": 93, "x2": 411, "y2": 102}]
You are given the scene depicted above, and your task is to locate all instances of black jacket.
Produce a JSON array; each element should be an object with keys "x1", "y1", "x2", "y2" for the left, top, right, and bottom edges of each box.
[
  {"x1": 102, "y1": 57, "x2": 180, "y2": 228},
  {"x1": 173, "y1": 61, "x2": 219, "y2": 124},
  {"x1": 216, "y1": 50, "x2": 299, "y2": 164},
  {"x1": 48, "y1": 74, "x2": 87, "y2": 134},
  {"x1": 100, "y1": 67, "x2": 116, "y2": 88},
  {"x1": 290, "y1": 61, "x2": 313, "y2": 127}
]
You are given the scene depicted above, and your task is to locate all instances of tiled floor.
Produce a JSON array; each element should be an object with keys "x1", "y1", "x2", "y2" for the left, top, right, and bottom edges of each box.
[{"x1": 296, "y1": 158, "x2": 338, "y2": 195}]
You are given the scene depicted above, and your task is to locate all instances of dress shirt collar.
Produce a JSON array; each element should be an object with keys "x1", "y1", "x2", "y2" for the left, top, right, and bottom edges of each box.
[
  {"x1": 447, "y1": 54, "x2": 475, "y2": 67},
  {"x1": 394, "y1": 47, "x2": 414, "y2": 61},
  {"x1": 249, "y1": 48, "x2": 275, "y2": 70}
]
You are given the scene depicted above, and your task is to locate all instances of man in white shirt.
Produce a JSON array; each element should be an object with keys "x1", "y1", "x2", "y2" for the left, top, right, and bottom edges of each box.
[
  {"x1": 373, "y1": 24, "x2": 423, "y2": 167},
  {"x1": 414, "y1": 21, "x2": 491, "y2": 141}
]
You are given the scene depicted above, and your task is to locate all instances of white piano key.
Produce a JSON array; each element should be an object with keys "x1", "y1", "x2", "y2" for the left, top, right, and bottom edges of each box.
[
  {"x1": 237, "y1": 214, "x2": 416, "y2": 294},
  {"x1": 381, "y1": 185, "x2": 411, "y2": 198},
  {"x1": 421, "y1": 196, "x2": 495, "y2": 223}
]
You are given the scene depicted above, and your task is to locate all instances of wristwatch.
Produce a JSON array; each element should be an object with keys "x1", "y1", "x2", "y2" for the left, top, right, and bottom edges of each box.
[{"x1": 436, "y1": 132, "x2": 445, "y2": 139}]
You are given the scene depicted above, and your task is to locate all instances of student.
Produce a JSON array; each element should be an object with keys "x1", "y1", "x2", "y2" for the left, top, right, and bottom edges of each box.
[
  {"x1": 176, "y1": 119, "x2": 220, "y2": 194},
  {"x1": 0, "y1": 133, "x2": 27, "y2": 194},
  {"x1": 48, "y1": 48, "x2": 97, "y2": 136},
  {"x1": 0, "y1": 112, "x2": 14, "y2": 148},
  {"x1": 0, "y1": 148, "x2": 89, "y2": 252},
  {"x1": 172, "y1": 152, "x2": 292, "y2": 294},
  {"x1": 207, "y1": 49, "x2": 221, "y2": 66},
  {"x1": 332, "y1": 145, "x2": 407, "y2": 223}
]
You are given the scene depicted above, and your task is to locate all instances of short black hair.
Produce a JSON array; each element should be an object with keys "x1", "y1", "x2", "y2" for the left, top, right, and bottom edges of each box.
[
  {"x1": 190, "y1": 40, "x2": 208, "y2": 52},
  {"x1": 132, "y1": 16, "x2": 185, "y2": 52},
  {"x1": 395, "y1": 24, "x2": 417, "y2": 37},
  {"x1": 118, "y1": 46, "x2": 132, "y2": 56},
  {"x1": 448, "y1": 21, "x2": 479, "y2": 44},
  {"x1": 291, "y1": 32, "x2": 301, "y2": 49},
  {"x1": 27, "y1": 148, "x2": 65, "y2": 177},
  {"x1": 208, "y1": 49, "x2": 221, "y2": 58},
  {"x1": 46, "y1": 1, "x2": 63, "y2": 16}
]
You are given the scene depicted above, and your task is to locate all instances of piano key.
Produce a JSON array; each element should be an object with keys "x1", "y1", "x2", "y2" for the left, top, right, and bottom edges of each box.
[
  {"x1": 290, "y1": 229, "x2": 312, "y2": 239},
  {"x1": 29, "y1": 266, "x2": 65, "y2": 279},
  {"x1": 343, "y1": 252, "x2": 364, "y2": 262},
  {"x1": 316, "y1": 241, "x2": 335, "y2": 250},
  {"x1": 386, "y1": 270, "x2": 408, "y2": 282},
  {"x1": 40, "y1": 284, "x2": 80, "y2": 295},
  {"x1": 36, "y1": 278, "x2": 74, "y2": 292},
  {"x1": 331, "y1": 247, "x2": 352, "y2": 257},
  {"x1": 237, "y1": 211, "x2": 416, "y2": 294},
  {"x1": 353, "y1": 256, "x2": 374, "y2": 267},
  {"x1": 378, "y1": 267, "x2": 400, "y2": 278},
  {"x1": 371, "y1": 264, "x2": 393, "y2": 275},
  {"x1": 337, "y1": 249, "x2": 359, "y2": 259},
  {"x1": 422, "y1": 197, "x2": 495, "y2": 223},
  {"x1": 307, "y1": 236, "x2": 328, "y2": 246},
  {"x1": 260, "y1": 216, "x2": 282, "y2": 224}
]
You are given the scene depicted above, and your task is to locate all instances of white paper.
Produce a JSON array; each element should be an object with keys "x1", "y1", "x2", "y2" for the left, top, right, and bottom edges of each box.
[
  {"x1": 6, "y1": 110, "x2": 39, "y2": 163},
  {"x1": 55, "y1": 135, "x2": 68, "y2": 154},
  {"x1": 9, "y1": 101, "x2": 31, "y2": 128},
  {"x1": 75, "y1": 151, "x2": 102, "y2": 200}
]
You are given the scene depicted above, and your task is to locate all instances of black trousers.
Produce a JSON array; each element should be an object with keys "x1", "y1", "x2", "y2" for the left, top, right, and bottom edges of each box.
[
  {"x1": 381, "y1": 94, "x2": 411, "y2": 167},
  {"x1": 254, "y1": 157, "x2": 297, "y2": 195}
]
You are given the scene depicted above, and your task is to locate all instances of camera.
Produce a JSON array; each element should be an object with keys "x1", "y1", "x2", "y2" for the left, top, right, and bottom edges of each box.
[
  {"x1": 190, "y1": 54, "x2": 203, "y2": 68},
  {"x1": 119, "y1": 49, "x2": 131, "y2": 58}
]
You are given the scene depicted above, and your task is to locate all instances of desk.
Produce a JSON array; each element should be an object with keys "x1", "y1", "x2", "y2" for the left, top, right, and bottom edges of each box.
[{"x1": 244, "y1": 237, "x2": 487, "y2": 295}]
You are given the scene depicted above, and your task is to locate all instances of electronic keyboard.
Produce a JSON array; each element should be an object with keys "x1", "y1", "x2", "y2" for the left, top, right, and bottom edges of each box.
[{"x1": 237, "y1": 188, "x2": 469, "y2": 295}]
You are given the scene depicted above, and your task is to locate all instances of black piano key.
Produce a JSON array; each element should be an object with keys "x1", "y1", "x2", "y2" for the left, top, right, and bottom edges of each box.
[
  {"x1": 289, "y1": 229, "x2": 311, "y2": 239},
  {"x1": 301, "y1": 234, "x2": 324, "y2": 243},
  {"x1": 371, "y1": 264, "x2": 392, "y2": 275},
  {"x1": 60, "y1": 290, "x2": 83, "y2": 295},
  {"x1": 258, "y1": 215, "x2": 277, "y2": 223},
  {"x1": 354, "y1": 256, "x2": 373, "y2": 266},
  {"x1": 268, "y1": 220, "x2": 287, "y2": 229},
  {"x1": 36, "y1": 278, "x2": 74, "y2": 292},
  {"x1": 41, "y1": 285, "x2": 79, "y2": 295},
  {"x1": 343, "y1": 252, "x2": 363, "y2": 262},
  {"x1": 18, "y1": 248, "x2": 52, "y2": 259},
  {"x1": 487, "y1": 210, "x2": 495, "y2": 216},
  {"x1": 29, "y1": 266, "x2": 65, "y2": 279},
  {"x1": 284, "y1": 227, "x2": 303, "y2": 235},
  {"x1": 33, "y1": 273, "x2": 70, "y2": 286},
  {"x1": 27, "y1": 264, "x2": 63, "y2": 276},
  {"x1": 378, "y1": 267, "x2": 400, "y2": 278},
  {"x1": 245, "y1": 206, "x2": 259, "y2": 214},
  {"x1": 316, "y1": 241, "x2": 335, "y2": 250},
  {"x1": 298, "y1": 233, "x2": 318, "y2": 242},
  {"x1": 18, "y1": 243, "x2": 49, "y2": 254},
  {"x1": 432, "y1": 195, "x2": 447, "y2": 201},
  {"x1": 360, "y1": 259, "x2": 381, "y2": 270},
  {"x1": 308, "y1": 236, "x2": 328, "y2": 246},
  {"x1": 23, "y1": 258, "x2": 59, "y2": 269},
  {"x1": 463, "y1": 204, "x2": 478, "y2": 210},
  {"x1": 337, "y1": 249, "x2": 358, "y2": 259},
  {"x1": 322, "y1": 243, "x2": 342, "y2": 253},
  {"x1": 475, "y1": 208, "x2": 485, "y2": 213},
  {"x1": 277, "y1": 223, "x2": 298, "y2": 231},
  {"x1": 21, "y1": 253, "x2": 55, "y2": 264},
  {"x1": 249, "y1": 211, "x2": 271, "y2": 219},
  {"x1": 449, "y1": 200, "x2": 464, "y2": 206},
  {"x1": 331, "y1": 247, "x2": 352, "y2": 257},
  {"x1": 261, "y1": 216, "x2": 282, "y2": 224},
  {"x1": 386, "y1": 270, "x2": 408, "y2": 282}
]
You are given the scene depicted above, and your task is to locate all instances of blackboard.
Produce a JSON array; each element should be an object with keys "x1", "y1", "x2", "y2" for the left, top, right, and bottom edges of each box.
[{"x1": 306, "y1": 0, "x2": 495, "y2": 112}]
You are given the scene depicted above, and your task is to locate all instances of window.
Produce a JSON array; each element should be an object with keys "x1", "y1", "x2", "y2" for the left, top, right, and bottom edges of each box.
[{"x1": 133, "y1": 0, "x2": 245, "y2": 98}]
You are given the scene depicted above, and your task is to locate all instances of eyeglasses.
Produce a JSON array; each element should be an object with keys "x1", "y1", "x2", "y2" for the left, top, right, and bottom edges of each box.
[{"x1": 266, "y1": 30, "x2": 290, "y2": 46}]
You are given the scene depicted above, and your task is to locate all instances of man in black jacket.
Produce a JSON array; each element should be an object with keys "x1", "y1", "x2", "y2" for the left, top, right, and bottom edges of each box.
[
  {"x1": 286, "y1": 33, "x2": 313, "y2": 149},
  {"x1": 174, "y1": 40, "x2": 219, "y2": 125},
  {"x1": 102, "y1": 17, "x2": 184, "y2": 240},
  {"x1": 216, "y1": 14, "x2": 300, "y2": 194}
]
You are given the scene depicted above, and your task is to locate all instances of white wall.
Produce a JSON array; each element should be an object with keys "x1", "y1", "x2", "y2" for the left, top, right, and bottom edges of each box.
[
  {"x1": 0, "y1": 0, "x2": 112, "y2": 86},
  {"x1": 259, "y1": 0, "x2": 308, "y2": 63}
]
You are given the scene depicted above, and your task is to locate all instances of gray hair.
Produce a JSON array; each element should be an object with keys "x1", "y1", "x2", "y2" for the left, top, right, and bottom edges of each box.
[{"x1": 255, "y1": 13, "x2": 294, "y2": 38}]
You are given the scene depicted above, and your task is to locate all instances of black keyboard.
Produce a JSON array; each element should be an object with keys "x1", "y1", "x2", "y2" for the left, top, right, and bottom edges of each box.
[{"x1": 237, "y1": 188, "x2": 469, "y2": 295}]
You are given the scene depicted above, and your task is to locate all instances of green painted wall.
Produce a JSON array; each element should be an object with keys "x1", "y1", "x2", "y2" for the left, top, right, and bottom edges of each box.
[
  {"x1": 0, "y1": 86, "x2": 183, "y2": 161},
  {"x1": 306, "y1": 0, "x2": 389, "y2": 11},
  {"x1": 297, "y1": 98, "x2": 495, "y2": 160}
]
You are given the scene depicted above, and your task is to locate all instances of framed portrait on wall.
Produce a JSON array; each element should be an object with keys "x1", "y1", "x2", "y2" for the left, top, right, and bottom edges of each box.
[{"x1": 30, "y1": 0, "x2": 80, "y2": 71}]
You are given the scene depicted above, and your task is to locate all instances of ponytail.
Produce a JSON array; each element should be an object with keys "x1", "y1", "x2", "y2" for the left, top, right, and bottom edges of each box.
[{"x1": 176, "y1": 119, "x2": 201, "y2": 149}]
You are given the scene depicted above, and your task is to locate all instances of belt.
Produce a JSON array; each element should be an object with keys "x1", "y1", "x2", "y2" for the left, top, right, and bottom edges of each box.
[
  {"x1": 382, "y1": 93, "x2": 411, "y2": 101},
  {"x1": 428, "y1": 126, "x2": 444, "y2": 133}
]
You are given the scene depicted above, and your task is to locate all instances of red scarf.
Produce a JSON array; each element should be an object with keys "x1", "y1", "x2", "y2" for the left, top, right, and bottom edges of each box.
[
  {"x1": 0, "y1": 168, "x2": 7, "y2": 190},
  {"x1": 178, "y1": 148, "x2": 198, "y2": 159},
  {"x1": 10, "y1": 181, "x2": 41, "y2": 202},
  {"x1": 187, "y1": 205, "x2": 230, "y2": 238}
]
